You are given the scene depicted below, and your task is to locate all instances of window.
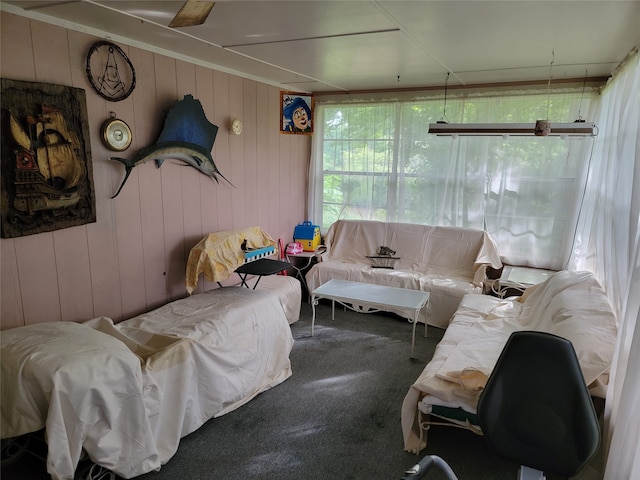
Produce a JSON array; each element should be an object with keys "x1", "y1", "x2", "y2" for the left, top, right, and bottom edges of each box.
[{"x1": 310, "y1": 91, "x2": 596, "y2": 270}]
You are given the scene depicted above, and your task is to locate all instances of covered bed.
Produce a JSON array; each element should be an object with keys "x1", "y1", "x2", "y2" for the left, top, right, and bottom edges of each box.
[{"x1": 1, "y1": 287, "x2": 294, "y2": 479}]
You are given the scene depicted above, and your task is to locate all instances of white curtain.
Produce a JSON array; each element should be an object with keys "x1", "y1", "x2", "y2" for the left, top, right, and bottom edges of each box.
[
  {"x1": 310, "y1": 91, "x2": 597, "y2": 270},
  {"x1": 575, "y1": 49, "x2": 640, "y2": 480}
]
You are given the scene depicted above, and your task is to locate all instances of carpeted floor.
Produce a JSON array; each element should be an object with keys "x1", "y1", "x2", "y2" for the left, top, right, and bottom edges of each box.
[{"x1": 3, "y1": 301, "x2": 529, "y2": 480}]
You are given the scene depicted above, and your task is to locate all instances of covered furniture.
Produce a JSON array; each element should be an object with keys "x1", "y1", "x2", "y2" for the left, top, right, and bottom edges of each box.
[
  {"x1": 305, "y1": 220, "x2": 502, "y2": 328},
  {"x1": 477, "y1": 331, "x2": 601, "y2": 479},
  {"x1": 185, "y1": 226, "x2": 277, "y2": 294},
  {"x1": 401, "y1": 270, "x2": 618, "y2": 454},
  {"x1": 185, "y1": 225, "x2": 302, "y2": 324},
  {"x1": 1, "y1": 287, "x2": 294, "y2": 480}
]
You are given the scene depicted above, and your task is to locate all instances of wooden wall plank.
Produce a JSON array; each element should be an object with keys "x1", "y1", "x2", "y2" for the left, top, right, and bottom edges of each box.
[
  {"x1": 72, "y1": 31, "x2": 124, "y2": 320},
  {"x1": 195, "y1": 65, "x2": 218, "y2": 236},
  {"x1": 24, "y1": 21, "x2": 77, "y2": 324},
  {"x1": 256, "y1": 83, "x2": 271, "y2": 236},
  {"x1": 229, "y1": 75, "x2": 246, "y2": 229},
  {"x1": 0, "y1": 241, "x2": 24, "y2": 329},
  {"x1": 268, "y1": 87, "x2": 282, "y2": 236},
  {"x1": 125, "y1": 48, "x2": 167, "y2": 317},
  {"x1": 52, "y1": 28, "x2": 94, "y2": 323},
  {"x1": 16, "y1": 234, "x2": 61, "y2": 324},
  {"x1": 212, "y1": 71, "x2": 233, "y2": 230},
  {"x1": 0, "y1": 14, "x2": 35, "y2": 79},
  {"x1": 243, "y1": 79, "x2": 258, "y2": 230},
  {"x1": 112, "y1": 46, "x2": 152, "y2": 319},
  {"x1": 177, "y1": 61, "x2": 203, "y2": 297},
  {"x1": 157, "y1": 55, "x2": 184, "y2": 301},
  {"x1": 1, "y1": 14, "x2": 33, "y2": 328}
]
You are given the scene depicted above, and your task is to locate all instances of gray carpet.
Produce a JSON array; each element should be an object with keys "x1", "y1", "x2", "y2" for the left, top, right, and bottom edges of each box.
[
  {"x1": 2, "y1": 301, "x2": 526, "y2": 480},
  {"x1": 134, "y1": 301, "x2": 524, "y2": 480}
]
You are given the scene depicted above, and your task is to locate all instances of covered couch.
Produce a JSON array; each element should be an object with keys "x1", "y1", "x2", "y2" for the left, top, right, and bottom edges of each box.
[
  {"x1": 184, "y1": 226, "x2": 301, "y2": 324},
  {"x1": 305, "y1": 220, "x2": 502, "y2": 328},
  {"x1": 1, "y1": 287, "x2": 294, "y2": 480},
  {"x1": 401, "y1": 270, "x2": 618, "y2": 453}
]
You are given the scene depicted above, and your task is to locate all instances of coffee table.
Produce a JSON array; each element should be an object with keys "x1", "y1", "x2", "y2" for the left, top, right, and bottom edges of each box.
[{"x1": 310, "y1": 279, "x2": 430, "y2": 358}]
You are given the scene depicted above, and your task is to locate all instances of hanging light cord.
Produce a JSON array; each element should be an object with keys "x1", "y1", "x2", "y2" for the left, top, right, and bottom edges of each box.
[
  {"x1": 577, "y1": 69, "x2": 587, "y2": 122},
  {"x1": 441, "y1": 72, "x2": 450, "y2": 123},
  {"x1": 546, "y1": 50, "x2": 555, "y2": 120}
]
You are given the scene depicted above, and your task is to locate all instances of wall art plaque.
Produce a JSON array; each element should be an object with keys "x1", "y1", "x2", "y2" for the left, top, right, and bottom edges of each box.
[{"x1": 1, "y1": 78, "x2": 96, "y2": 238}]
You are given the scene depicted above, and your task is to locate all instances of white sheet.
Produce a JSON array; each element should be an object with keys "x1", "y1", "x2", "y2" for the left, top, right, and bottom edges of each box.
[
  {"x1": 1, "y1": 287, "x2": 294, "y2": 480},
  {"x1": 1, "y1": 322, "x2": 160, "y2": 480},
  {"x1": 88, "y1": 287, "x2": 294, "y2": 472},
  {"x1": 401, "y1": 270, "x2": 618, "y2": 453},
  {"x1": 254, "y1": 274, "x2": 302, "y2": 324},
  {"x1": 305, "y1": 220, "x2": 502, "y2": 328}
]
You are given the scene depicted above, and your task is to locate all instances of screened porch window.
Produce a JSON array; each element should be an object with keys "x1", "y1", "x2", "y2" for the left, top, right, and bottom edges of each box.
[{"x1": 310, "y1": 91, "x2": 596, "y2": 270}]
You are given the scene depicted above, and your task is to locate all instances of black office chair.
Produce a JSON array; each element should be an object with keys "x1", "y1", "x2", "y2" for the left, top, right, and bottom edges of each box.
[{"x1": 476, "y1": 331, "x2": 601, "y2": 480}]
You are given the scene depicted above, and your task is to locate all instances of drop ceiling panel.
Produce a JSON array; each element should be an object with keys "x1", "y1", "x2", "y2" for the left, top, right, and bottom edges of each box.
[
  {"x1": 232, "y1": 30, "x2": 446, "y2": 91},
  {"x1": 2, "y1": 0, "x2": 638, "y2": 93},
  {"x1": 177, "y1": 1, "x2": 396, "y2": 47},
  {"x1": 383, "y1": 1, "x2": 640, "y2": 78}
]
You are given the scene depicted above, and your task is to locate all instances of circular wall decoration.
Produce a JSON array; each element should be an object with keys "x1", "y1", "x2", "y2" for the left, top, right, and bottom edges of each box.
[
  {"x1": 100, "y1": 114, "x2": 132, "y2": 151},
  {"x1": 86, "y1": 40, "x2": 136, "y2": 102},
  {"x1": 231, "y1": 118, "x2": 243, "y2": 135}
]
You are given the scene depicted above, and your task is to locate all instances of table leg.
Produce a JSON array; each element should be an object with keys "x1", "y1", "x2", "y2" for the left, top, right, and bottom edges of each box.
[
  {"x1": 411, "y1": 318, "x2": 417, "y2": 358},
  {"x1": 237, "y1": 273, "x2": 250, "y2": 288},
  {"x1": 311, "y1": 295, "x2": 317, "y2": 336},
  {"x1": 331, "y1": 300, "x2": 335, "y2": 320}
]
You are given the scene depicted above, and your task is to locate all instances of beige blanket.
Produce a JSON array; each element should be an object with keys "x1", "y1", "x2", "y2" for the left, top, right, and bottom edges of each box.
[{"x1": 185, "y1": 226, "x2": 276, "y2": 293}]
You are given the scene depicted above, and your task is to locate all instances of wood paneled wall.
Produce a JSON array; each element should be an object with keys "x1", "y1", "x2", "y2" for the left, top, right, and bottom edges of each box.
[{"x1": 0, "y1": 12, "x2": 310, "y2": 329}]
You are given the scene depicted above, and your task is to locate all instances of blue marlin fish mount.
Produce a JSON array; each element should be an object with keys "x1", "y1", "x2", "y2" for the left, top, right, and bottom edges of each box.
[{"x1": 108, "y1": 94, "x2": 232, "y2": 198}]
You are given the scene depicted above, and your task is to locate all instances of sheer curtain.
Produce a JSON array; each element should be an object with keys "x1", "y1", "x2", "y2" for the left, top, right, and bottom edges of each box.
[
  {"x1": 309, "y1": 91, "x2": 596, "y2": 269},
  {"x1": 569, "y1": 49, "x2": 640, "y2": 480}
]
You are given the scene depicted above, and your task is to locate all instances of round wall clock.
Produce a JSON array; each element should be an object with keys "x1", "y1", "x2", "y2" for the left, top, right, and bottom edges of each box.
[
  {"x1": 231, "y1": 118, "x2": 243, "y2": 135},
  {"x1": 86, "y1": 40, "x2": 136, "y2": 102},
  {"x1": 101, "y1": 115, "x2": 132, "y2": 151}
]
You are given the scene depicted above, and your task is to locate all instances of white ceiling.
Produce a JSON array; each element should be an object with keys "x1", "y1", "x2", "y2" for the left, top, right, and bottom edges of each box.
[{"x1": 2, "y1": 1, "x2": 639, "y2": 93}]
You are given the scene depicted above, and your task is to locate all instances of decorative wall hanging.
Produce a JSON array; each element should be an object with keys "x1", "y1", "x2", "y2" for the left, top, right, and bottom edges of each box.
[
  {"x1": 100, "y1": 113, "x2": 132, "y2": 151},
  {"x1": 1, "y1": 78, "x2": 96, "y2": 238},
  {"x1": 231, "y1": 118, "x2": 243, "y2": 135},
  {"x1": 85, "y1": 40, "x2": 136, "y2": 102},
  {"x1": 109, "y1": 94, "x2": 232, "y2": 198},
  {"x1": 280, "y1": 92, "x2": 313, "y2": 135}
]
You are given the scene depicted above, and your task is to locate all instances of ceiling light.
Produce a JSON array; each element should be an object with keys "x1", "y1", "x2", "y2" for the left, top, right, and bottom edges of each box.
[{"x1": 427, "y1": 122, "x2": 597, "y2": 137}]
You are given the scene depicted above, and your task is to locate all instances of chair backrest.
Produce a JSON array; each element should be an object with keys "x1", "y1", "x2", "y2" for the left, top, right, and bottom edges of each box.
[{"x1": 477, "y1": 331, "x2": 600, "y2": 478}]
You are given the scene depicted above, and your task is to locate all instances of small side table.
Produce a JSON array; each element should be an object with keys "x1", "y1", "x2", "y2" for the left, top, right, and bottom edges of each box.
[
  {"x1": 286, "y1": 248, "x2": 323, "y2": 288},
  {"x1": 235, "y1": 258, "x2": 290, "y2": 289},
  {"x1": 493, "y1": 266, "x2": 555, "y2": 297}
]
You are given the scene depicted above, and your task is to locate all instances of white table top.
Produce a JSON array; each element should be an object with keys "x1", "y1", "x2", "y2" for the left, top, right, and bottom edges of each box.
[
  {"x1": 501, "y1": 266, "x2": 555, "y2": 286},
  {"x1": 312, "y1": 279, "x2": 429, "y2": 310}
]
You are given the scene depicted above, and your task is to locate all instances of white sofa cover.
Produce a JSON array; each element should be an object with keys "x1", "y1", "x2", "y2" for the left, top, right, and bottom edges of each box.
[
  {"x1": 305, "y1": 220, "x2": 502, "y2": 328},
  {"x1": 401, "y1": 270, "x2": 618, "y2": 453}
]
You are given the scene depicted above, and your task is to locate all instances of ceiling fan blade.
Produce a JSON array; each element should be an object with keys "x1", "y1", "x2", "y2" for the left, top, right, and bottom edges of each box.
[{"x1": 168, "y1": 1, "x2": 215, "y2": 28}]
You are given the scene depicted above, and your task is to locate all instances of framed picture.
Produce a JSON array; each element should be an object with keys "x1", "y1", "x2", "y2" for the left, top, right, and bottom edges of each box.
[
  {"x1": 280, "y1": 92, "x2": 314, "y2": 135},
  {"x1": 1, "y1": 78, "x2": 96, "y2": 238}
]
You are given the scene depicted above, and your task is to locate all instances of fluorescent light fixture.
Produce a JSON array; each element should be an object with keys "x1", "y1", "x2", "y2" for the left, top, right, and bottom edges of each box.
[{"x1": 428, "y1": 122, "x2": 597, "y2": 136}]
